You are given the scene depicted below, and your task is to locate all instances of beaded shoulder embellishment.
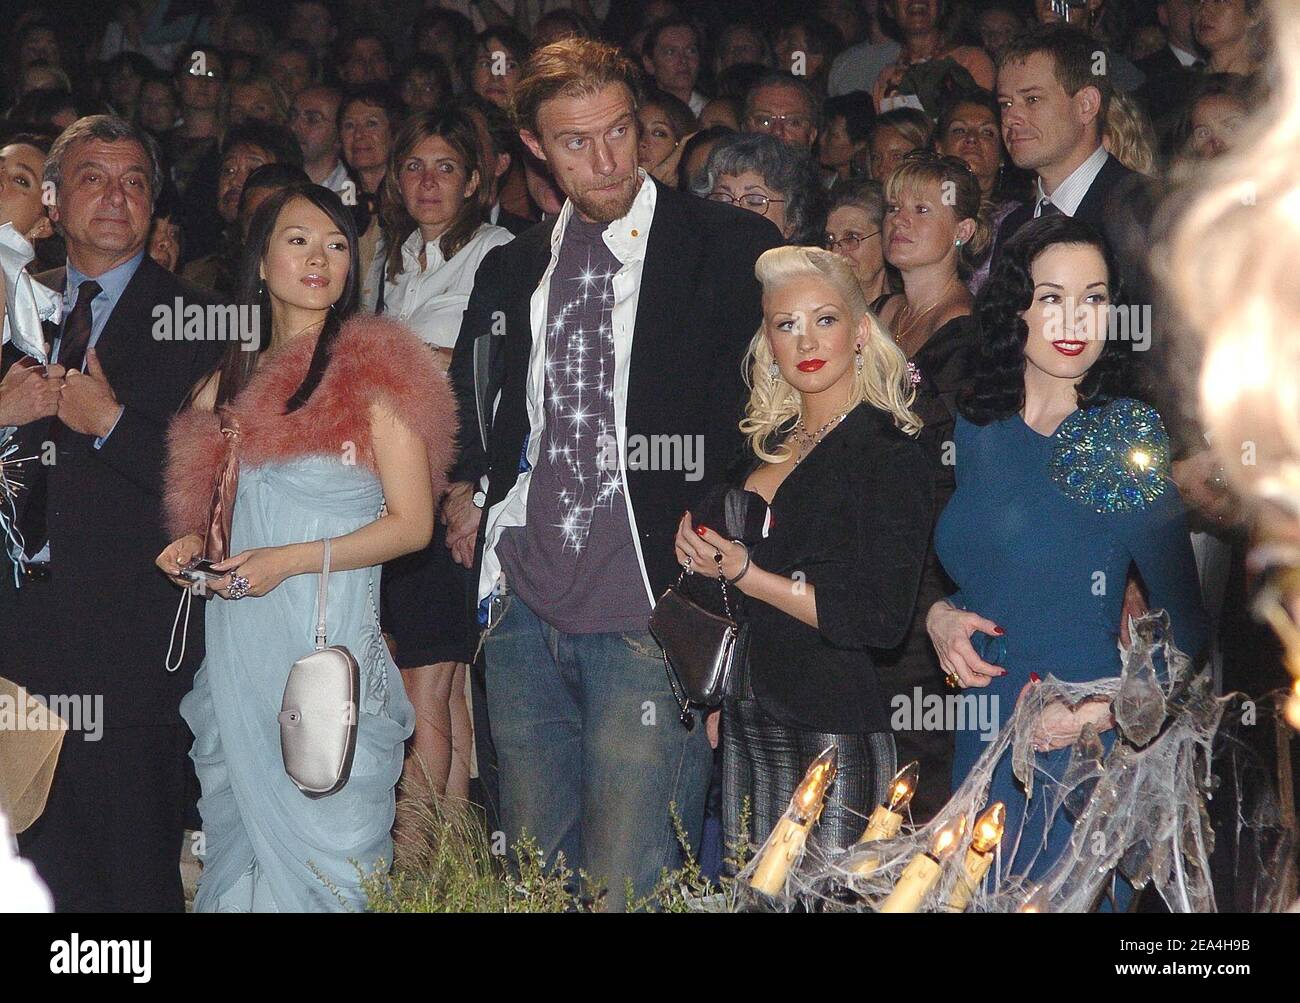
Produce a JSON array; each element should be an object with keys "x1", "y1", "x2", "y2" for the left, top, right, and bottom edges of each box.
[{"x1": 1049, "y1": 399, "x2": 1171, "y2": 513}]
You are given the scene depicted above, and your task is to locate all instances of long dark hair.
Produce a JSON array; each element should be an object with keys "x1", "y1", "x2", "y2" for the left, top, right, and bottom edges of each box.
[
  {"x1": 959, "y1": 215, "x2": 1134, "y2": 426},
  {"x1": 379, "y1": 105, "x2": 489, "y2": 284},
  {"x1": 213, "y1": 183, "x2": 360, "y2": 410}
]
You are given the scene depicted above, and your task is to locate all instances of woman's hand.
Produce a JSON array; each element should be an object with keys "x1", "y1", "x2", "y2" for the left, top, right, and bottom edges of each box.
[
  {"x1": 209, "y1": 544, "x2": 310, "y2": 599},
  {"x1": 156, "y1": 533, "x2": 205, "y2": 589},
  {"x1": 925, "y1": 600, "x2": 1006, "y2": 688},
  {"x1": 674, "y1": 512, "x2": 748, "y2": 582},
  {"x1": 1018, "y1": 678, "x2": 1115, "y2": 752}
]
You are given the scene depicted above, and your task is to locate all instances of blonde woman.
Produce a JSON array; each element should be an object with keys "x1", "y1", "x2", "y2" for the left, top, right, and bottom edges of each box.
[
  {"x1": 877, "y1": 151, "x2": 988, "y2": 379},
  {"x1": 673, "y1": 246, "x2": 933, "y2": 855},
  {"x1": 1103, "y1": 90, "x2": 1158, "y2": 176}
]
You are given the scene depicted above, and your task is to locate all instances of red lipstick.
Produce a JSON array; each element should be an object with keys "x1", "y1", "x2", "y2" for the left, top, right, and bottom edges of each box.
[{"x1": 797, "y1": 359, "x2": 826, "y2": 372}]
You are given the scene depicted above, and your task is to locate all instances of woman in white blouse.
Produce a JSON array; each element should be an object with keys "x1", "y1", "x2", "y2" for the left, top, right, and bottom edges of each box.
[{"x1": 373, "y1": 106, "x2": 513, "y2": 805}]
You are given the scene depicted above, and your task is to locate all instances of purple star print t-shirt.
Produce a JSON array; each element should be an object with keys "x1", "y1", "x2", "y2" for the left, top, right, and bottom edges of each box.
[{"x1": 496, "y1": 214, "x2": 652, "y2": 633}]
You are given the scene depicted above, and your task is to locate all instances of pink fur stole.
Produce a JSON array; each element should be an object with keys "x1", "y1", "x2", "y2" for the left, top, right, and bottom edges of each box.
[{"x1": 164, "y1": 314, "x2": 458, "y2": 540}]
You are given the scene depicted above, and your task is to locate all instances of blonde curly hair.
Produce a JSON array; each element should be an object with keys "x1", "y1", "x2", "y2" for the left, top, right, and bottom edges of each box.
[
  {"x1": 1103, "y1": 91, "x2": 1157, "y2": 176},
  {"x1": 741, "y1": 246, "x2": 922, "y2": 464}
]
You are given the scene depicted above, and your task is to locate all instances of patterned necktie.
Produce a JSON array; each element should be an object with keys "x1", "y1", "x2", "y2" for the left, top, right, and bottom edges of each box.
[
  {"x1": 57, "y1": 280, "x2": 102, "y2": 372},
  {"x1": 16, "y1": 279, "x2": 103, "y2": 561},
  {"x1": 1037, "y1": 198, "x2": 1062, "y2": 219}
]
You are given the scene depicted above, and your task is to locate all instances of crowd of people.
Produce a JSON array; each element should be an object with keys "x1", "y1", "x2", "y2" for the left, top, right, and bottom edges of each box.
[{"x1": 0, "y1": 0, "x2": 1282, "y2": 913}]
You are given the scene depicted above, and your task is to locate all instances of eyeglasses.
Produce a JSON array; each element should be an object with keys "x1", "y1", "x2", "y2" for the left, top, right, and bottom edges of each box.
[
  {"x1": 707, "y1": 191, "x2": 786, "y2": 215},
  {"x1": 824, "y1": 230, "x2": 880, "y2": 252},
  {"x1": 747, "y1": 112, "x2": 813, "y2": 133}
]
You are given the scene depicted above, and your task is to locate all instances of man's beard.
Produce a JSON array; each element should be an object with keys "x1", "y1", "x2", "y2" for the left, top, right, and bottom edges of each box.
[{"x1": 567, "y1": 172, "x2": 641, "y2": 224}]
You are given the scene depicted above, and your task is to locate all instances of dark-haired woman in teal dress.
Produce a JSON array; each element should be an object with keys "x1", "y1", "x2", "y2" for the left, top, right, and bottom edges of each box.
[{"x1": 926, "y1": 216, "x2": 1209, "y2": 907}]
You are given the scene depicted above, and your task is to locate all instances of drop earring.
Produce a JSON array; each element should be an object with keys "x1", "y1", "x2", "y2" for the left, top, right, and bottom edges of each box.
[
  {"x1": 768, "y1": 361, "x2": 779, "y2": 385},
  {"x1": 855, "y1": 346, "x2": 864, "y2": 372}
]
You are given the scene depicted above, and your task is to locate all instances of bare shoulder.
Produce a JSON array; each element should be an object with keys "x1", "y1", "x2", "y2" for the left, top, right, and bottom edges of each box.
[{"x1": 188, "y1": 368, "x2": 221, "y2": 413}]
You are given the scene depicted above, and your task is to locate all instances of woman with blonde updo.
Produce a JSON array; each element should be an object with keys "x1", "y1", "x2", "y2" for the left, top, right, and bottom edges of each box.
[{"x1": 673, "y1": 246, "x2": 933, "y2": 855}]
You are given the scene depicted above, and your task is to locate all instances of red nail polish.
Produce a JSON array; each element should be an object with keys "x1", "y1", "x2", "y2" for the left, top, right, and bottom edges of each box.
[
  {"x1": 695, "y1": 525, "x2": 709, "y2": 537},
  {"x1": 1030, "y1": 672, "x2": 1041, "y2": 682},
  {"x1": 993, "y1": 625, "x2": 1006, "y2": 635}
]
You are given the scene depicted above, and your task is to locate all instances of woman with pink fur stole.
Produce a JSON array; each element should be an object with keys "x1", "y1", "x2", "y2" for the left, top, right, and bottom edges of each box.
[{"x1": 156, "y1": 185, "x2": 456, "y2": 911}]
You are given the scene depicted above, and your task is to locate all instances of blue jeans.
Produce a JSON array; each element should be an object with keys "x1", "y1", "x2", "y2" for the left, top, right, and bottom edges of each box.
[{"x1": 481, "y1": 592, "x2": 712, "y2": 911}]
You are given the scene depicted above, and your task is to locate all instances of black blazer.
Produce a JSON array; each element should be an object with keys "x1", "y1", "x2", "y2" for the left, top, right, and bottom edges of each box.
[
  {"x1": 1136, "y1": 47, "x2": 1201, "y2": 143},
  {"x1": 0, "y1": 256, "x2": 226, "y2": 725},
  {"x1": 734, "y1": 402, "x2": 933, "y2": 735},
  {"x1": 992, "y1": 153, "x2": 1139, "y2": 264},
  {"x1": 451, "y1": 179, "x2": 783, "y2": 610}
]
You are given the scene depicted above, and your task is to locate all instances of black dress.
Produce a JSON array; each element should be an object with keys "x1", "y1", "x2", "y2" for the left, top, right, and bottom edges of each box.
[
  {"x1": 381, "y1": 518, "x2": 473, "y2": 667},
  {"x1": 872, "y1": 313, "x2": 977, "y2": 821},
  {"x1": 696, "y1": 403, "x2": 933, "y2": 854}
]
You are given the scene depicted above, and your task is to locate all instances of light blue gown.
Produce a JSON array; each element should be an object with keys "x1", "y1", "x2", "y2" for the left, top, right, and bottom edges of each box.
[{"x1": 181, "y1": 455, "x2": 415, "y2": 912}]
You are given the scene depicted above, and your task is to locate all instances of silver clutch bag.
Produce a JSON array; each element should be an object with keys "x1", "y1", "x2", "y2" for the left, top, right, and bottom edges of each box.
[{"x1": 278, "y1": 538, "x2": 359, "y2": 799}]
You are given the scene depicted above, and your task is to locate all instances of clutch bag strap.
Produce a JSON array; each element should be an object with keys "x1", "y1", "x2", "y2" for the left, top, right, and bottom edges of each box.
[
  {"x1": 674, "y1": 549, "x2": 735, "y2": 620},
  {"x1": 315, "y1": 537, "x2": 332, "y2": 650}
]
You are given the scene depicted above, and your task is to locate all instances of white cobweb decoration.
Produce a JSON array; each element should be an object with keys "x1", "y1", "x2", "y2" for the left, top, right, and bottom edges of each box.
[{"x1": 708, "y1": 610, "x2": 1296, "y2": 913}]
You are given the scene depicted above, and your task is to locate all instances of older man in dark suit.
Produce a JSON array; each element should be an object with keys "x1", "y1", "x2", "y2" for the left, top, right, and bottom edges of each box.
[{"x1": 0, "y1": 116, "x2": 224, "y2": 911}]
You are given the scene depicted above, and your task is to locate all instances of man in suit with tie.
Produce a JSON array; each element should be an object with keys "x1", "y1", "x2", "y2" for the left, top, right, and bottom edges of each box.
[
  {"x1": 1137, "y1": 0, "x2": 1205, "y2": 145},
  {"x1": 450, "y1": 38, "x2": 780, "y2": 910},
  {"x1": 991, "y1": 24, "x2": 1140, "y2": 256},
  {"x1": 0, "y1": 116, "x2": 224, "y2": 911}
]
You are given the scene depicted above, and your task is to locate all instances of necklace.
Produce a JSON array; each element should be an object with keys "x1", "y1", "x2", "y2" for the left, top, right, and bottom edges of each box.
[
  {"x1": 790, "y1": 409, "x2": 850, "y2": 465},
  {"x1": 892, "y1": 278, "x2": 960, "y2": 351}
]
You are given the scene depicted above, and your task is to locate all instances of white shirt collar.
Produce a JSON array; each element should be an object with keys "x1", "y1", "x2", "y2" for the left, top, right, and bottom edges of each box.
[
  {"x1": 400, "y1": 227, "x2": 447, "y2": 269},
  {"x1": 1035, "y1": 144, "x2": 1109, "y2": 218},
  {"x1": 319, "y1": 160, "x2": 350, "y2": 192},
  {"x1": 550, "y1": 169, "x2": 656, "y2": 265},
  {"x1": 1169, "y1": 43, "x2": 1199, "y2": 68}
]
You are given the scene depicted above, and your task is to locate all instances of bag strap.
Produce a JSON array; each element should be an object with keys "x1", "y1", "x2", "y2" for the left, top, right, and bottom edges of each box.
[
  {"x1": 660, "y1": 650, "x2": 694, "y2": 729},
  {"x1": 672, "y1": 551, "x2": 736, "y2": 621},
  {"x1": 315, "y1": 538, "x2": 332, "y2": 650},
  {"x1": 165, "y1": 586, "x2": 192, "y2": 673}
]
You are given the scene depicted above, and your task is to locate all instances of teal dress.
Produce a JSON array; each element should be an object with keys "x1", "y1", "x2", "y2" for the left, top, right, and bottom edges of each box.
[
  {"x1": 181, "y1": 456, "x2": 415, "y2": 912},
  {"x1": 935, "y1": 399, "x2": 1208, "y2": 897}
]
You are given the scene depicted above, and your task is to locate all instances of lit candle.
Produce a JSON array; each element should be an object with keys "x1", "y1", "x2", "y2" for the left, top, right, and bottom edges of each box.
[
  {"x1": 1018, "y1": 884, "x2": 1050, "y2": 913},
  {"x1": 945, "y1": 802, "x2": 1006, "y2": 912},
  {"x1": 749, "y1": 746, "x2": 838, "y2": 897},
  {"x1": 877, "y1": 814, "x2": 966, "y2": 913},
  {"x1": 848, "y1": 761, "x2": 919, "y2": 876}
]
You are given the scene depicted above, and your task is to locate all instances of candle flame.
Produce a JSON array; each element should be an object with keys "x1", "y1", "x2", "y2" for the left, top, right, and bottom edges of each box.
[
  {"x1": 1018, "y1": 884, "x2": 1050, "y2": 913},
  {"x1": 929, "y1": 815, "x2": 967, "y2": 860},
  {"x1": 887, "y1": 761, "x2": 921, "y2": 812},
  {"x1": 791, "y1": 746, "x2": 838, "y2": 819},
  {"x1": 1286, "y1": 678, "x2": 1300, "y2": 732},
  {"x1": 970, "y1": 802, "x2": 1006, "y2": 854}
]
